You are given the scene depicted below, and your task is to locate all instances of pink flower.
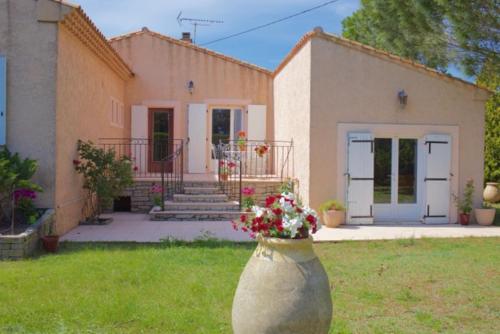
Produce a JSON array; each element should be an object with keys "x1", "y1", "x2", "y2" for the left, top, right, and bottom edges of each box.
[
  {"x1": 151, "y1": 184, "x2": 163, "y2": 193},
  {"x1": 133, "y1": 166, "x2": 139, "y2": 172},
  {"x1": 242, "y1": 187, "x2": 255, "y2": 196}
]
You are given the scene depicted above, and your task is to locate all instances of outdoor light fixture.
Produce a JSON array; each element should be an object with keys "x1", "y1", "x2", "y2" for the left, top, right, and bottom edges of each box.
[
  {"x1": 187, "y1": 80, "x2": 194, "y2": 94},
  {"x1": 398, "y1": 89, "x2": 408, "y2": 106}
]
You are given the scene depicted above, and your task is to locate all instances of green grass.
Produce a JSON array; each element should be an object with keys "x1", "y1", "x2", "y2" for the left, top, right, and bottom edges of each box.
[{"x1": 1, "y1": 238, "x2": 499, "y2": 333}]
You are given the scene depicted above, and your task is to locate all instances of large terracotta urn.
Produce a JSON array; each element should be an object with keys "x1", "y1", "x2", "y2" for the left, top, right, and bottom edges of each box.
[
  {"x1": 323, "y1": 210, "x2": 345, "y2": 228},
  {"x1": 232, "y1": 236, "x2": 332, "y2": 334},
  {"x1": 483, "y1": 183, "x2": 500, "y2": 203}
]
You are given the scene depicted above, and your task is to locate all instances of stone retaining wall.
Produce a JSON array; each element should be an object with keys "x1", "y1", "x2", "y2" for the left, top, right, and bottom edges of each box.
[{"x1": 0, "y1": 209, "x2": 55, "y2": 260}]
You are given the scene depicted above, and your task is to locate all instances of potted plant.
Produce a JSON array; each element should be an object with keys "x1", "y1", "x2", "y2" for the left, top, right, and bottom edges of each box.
[
  {"x1": 74, "y1": 140, "x2": 134, "y2": 224},
  {"x1": 474, "y1": 202, "x2": 496, "y2": 226},
  {"x1": 254, "y1": 143, "x2": 269, "y2": 157},
  {"x1": 241, "y1": 186, "x2": 255, "y2": 211},
  {"x1": 230, "y1": 192, "x2": 332, "y2": 333},
  {"x1": 41, "y1": 220, "x2": 59, "y2": 253},
  {"x1": 219, "y1": 160, "x2": 236, "y2": 181},
  {"x1": 151, "y1": 184, "x2": 163, "y2": 208},
  {"x1": 319, "y1": 199, "x2": 345, "y2": 228},
  {"x1": 453, "y1": 179, "x2": 474, "y2": 225},
  {"x1": 236, "y1": 131, "x2": 247, "y2": 151}
]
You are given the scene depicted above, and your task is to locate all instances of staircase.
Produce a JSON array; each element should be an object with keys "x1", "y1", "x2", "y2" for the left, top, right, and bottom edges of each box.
[{"x1": 150, "y1": 182, "x2": 242, "y2": 221}]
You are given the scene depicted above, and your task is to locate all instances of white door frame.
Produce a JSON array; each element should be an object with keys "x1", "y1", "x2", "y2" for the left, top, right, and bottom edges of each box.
[{"x1": 337, "y1": 123, "x2": 459, "y2": 224}]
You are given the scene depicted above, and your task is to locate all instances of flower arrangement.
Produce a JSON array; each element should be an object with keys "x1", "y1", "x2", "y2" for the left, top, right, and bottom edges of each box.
[
  {"x1": 237, "y1": 131, "x2": 247, "y2": 151},
  {"x1": 254, "y1": 144, "x2": 269, "y2": 158},
  {"x1": 220, "y1": 160, "x2": 237, "y2": 175},
  {"x1": 151, "y1": 184, "x2": 163, "y2": 207},
  {"x1": 241, "y1": 186, "x2": 256, "y2": 210},
  {"x1": 232, "y1": 192, "x2": 320, "y2": 239}
]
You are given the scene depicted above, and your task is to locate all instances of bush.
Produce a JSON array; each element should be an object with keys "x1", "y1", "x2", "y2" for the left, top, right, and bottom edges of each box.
[
  {"x1": 74, "y1": 140, "x2": 134, "y2": 222},
  {"x1": 319, "y1": 200, "x2": 345, "y2": 213}
]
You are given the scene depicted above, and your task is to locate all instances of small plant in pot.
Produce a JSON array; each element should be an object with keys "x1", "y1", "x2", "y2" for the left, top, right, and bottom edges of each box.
[
  {"x1": 236, "y1": 131, "x2": 247, "y2": 151},
  {"x1": 151, "y1": 184, "x2": 163, "y2": 208},
  {"x1": 41, "y1": 220, "x2": 59, "y2": 253},
  {"x1": 219, "y1": 160, "x2": 236, "y2": 181},
  {"x1": 319, "y1": 199, "x2": 346, "y2": 228},
  {"x1": 474, "y1": 201, "x2": 496, "y2": 226},
  {"x1": 453, "y1": 179, "x2": 474, "y2": 225},
  {"x1": 74, "y1": 140, "x2": 134, "y2": 225},
  {"x1": 241, "y1": 186, "x2": 255, "y2": 211}
]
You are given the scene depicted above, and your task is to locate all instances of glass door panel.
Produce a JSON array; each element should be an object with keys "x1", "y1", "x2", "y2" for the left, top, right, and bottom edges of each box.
[
  {"x1": 398, "y1": 139, "x2": 417, "y2": 203},
  {"x1": 212, "y1": 109, "x2": 231, "y2": 145},
  {"x1": 374, "y1": 138, "x2": 392, "y2": 204},
  {"x1": 148, "y1": 109, "x2": 173, "y2": 173}
]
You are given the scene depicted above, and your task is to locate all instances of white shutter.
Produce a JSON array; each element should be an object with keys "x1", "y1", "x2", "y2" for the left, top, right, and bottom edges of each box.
[
  {"x1": 0, "y1": 56, "x2": 6, "y2": 146},
  {"x1": 247, "y1": 105, "x2": 266, "y2": 141},
  {"x1": 347, "y1": 132, "x2": 374, "y2": 224},
  {"x1": 131, "y1": 105, "x2": 148, "y2": 173},
  {"x1": 188, "y1": 103, "x2": 207, "y2": 173},
  {"x1": 423, "y1": 134, "x2": 451, "y2": 224}
]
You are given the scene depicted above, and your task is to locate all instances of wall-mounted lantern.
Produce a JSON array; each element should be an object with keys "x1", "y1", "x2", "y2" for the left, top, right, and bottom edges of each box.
[
  {"x1": 187, "y1": 80, "x2": 194, "y2": 94},
  {"x1": 398, "y1": 89, "x2": 408, "y2": 106}
]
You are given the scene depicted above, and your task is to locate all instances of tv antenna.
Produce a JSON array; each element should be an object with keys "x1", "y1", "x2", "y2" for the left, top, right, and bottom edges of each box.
[{"x1": 177, "y1": 12, "x2": 223, "y2": 44}]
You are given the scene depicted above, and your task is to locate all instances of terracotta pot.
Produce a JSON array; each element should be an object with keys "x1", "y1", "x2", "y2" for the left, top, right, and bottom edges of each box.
[
  {"x1": 483, "y1": 183, "x2": 500, "y2": 203},
  {"x1": 474, "y1": 208, "x2": 496, "y2": 226},
  {"x1": 238, "y1": 144, "x2": 247, "y2": 152},
  {"x1": 41, "y1": 235, "x2": 59, "y2": 253},
  {"x1": 322, "y1": 210, "x2": 345, "y2": 228},
  {"x1": 232, "y1": 236, "x2": 332, "y2": 334},
  {"x1": 220, "y1": 174, "x2": 228, "y2": 181},
  {"x1": 459, "y1": 213, "x2": 470, "y2": 225}
]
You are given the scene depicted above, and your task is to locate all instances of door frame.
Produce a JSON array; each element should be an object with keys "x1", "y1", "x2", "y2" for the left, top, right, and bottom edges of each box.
[
  {"x1": 148, "y1": 108, "x2": 174, "y2": 173},
  {"x1": 337, "y1": 123, "x2": 459, "y2": 224}
]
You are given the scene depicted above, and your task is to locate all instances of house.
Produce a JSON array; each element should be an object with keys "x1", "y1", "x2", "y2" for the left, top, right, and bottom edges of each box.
[{"x1": 0, "y1": 1, "x2": 490, "y2": 234}]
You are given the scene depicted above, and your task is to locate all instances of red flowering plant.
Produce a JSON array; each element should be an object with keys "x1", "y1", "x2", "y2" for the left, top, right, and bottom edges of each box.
[
  {"x1": 236, "y1": 131, "x2": 247, "y2": 151},
  {"x1": 151, "y1": 184, "x2": 163, "y2": 207},
  {"x1": 254, "y1": 143, "x2": 269, "y2": 157},
  {"x1": 219, "y1": 160, "x2": 237, "y2": 176},
  {"x1": 232, "y1": 192, "x2": 320, "y2": 239}
]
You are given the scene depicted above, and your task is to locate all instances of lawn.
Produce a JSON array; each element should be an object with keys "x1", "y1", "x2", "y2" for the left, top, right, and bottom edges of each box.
[{"x1": 1, "y1": 238, "x2": 499, "y2": 334}]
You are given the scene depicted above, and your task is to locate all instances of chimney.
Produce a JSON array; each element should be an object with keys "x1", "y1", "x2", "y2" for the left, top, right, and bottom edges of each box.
[{"x1": 181, "y1": 32, "x2": 192, "y2": 43}]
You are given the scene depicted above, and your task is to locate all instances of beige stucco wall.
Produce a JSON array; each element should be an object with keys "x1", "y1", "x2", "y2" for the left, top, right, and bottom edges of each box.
[
  {"x1": 0, "y1": 0, "x2": 69, "y2": 208},
  {"x1": 54, "y1": 24, "x2": 128, "y2": 234},
  {"x1": 111, "y1": 32, "x2": 273, "y2": 161},
  {"x1": 307, "y1": 36, "x2": 489, "y2": 219},
  {"x1": 273, "y1": 41, "x2": 312, "y2": 205}
]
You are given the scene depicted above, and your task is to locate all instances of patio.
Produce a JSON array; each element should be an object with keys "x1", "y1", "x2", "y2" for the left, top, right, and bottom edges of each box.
[{"x1": 61, "y1": 212, "x2": 500, "y2": 243}]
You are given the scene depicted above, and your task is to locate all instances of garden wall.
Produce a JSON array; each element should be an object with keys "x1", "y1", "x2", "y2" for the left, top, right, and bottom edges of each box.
[{"x1": 0, "y1": 209, "x2": 55, "y2": 260}]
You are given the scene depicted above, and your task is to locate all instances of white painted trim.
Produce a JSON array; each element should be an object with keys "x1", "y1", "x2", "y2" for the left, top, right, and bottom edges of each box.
[
  {"x1": 337, "y1": 123, "x2": 459, "y2": 224},
  {"x1": 203, "y1": 98, "x2": 252, "y2": 106}
]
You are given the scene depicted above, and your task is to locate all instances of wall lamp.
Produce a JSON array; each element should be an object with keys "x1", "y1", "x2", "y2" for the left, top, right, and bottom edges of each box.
[
  {"x1": 187, "y1": 80, "x2": 194, "y2": 94},
  {"x1": 398, "y1": 89, "x2": 408, "y2": 106}
]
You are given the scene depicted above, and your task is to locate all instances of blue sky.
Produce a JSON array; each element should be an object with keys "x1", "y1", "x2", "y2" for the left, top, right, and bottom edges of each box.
[{"x1": 76, "y1": 0, "x2": 470, "y2": 80}]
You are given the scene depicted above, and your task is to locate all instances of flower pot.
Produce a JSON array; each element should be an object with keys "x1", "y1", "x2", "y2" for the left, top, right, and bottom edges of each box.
[
  {"x1": 322, "y1": 210, "x2": 345, "y2": 228},
  {"x1": 232, "y1": 236, "x2": 332, "y2": 334},
  {"x1": 238, "y1": 144, "x2": 247, "y2": 152},
  {"x1": 220, "y1": 174, "x2": 229, "y2": 181},
  {"x1": 474, "y1": 208, "x2": 496, "y2": 226},
  {"x1": 41, "y1": 235, "x2": 59, "y2": 253},
  {"x1": 483, "y1": 182, "x2": 500, "y2": 203},
  {"x1": 459, "y1": 213, "x2": 470, "y2": 225}
]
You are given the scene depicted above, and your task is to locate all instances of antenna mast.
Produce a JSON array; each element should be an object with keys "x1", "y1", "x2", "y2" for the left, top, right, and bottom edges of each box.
[{"x1": 177, "y1": 12, "x2": 223, "y2": 44}]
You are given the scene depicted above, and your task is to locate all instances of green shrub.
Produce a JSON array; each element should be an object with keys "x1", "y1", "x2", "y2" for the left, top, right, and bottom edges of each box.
[{"x1": 319, "y1": 199, "x2": 345, "y2": 213}]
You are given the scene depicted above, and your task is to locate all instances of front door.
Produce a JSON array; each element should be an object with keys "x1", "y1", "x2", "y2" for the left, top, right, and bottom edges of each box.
[
  {"x1": 148, "y1": 108, "x2": 173, "y2": 173},
  {"x1": 373, "y1": 137, "x2": 421, "y2": 222},
  {"x1": 209, "y1": 107, "x2": 243, "y2": 172}
]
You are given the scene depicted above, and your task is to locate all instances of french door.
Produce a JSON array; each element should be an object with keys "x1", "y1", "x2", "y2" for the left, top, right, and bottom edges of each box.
[
  {"x1": 148, "y1": 108, "x2": 173, "y2": 173},
  {"x1": 209, "y1": 107, "x2": 243, "y2": 172},
  {"x1": 373, "y1": 137, "x2": 421, "y2": 222}
]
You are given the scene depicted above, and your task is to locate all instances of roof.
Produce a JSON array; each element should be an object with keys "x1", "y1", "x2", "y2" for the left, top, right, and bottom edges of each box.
[
  {"x1": 274, "y1": 29, "x2": 491, "y2": 93},
  {"x1": 55, "y1": 2, "x2": 134, "y2": 79},
  {"x1": 109, "y1": 28, "x2": 272, "y2": 75}
]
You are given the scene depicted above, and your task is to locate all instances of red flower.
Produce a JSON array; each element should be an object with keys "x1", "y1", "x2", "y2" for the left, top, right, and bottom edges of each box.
[
  {"x1": 242, "y1": 226, "x2": 248, "y2": 232},
  {"x1": 296, "y1": 207, "x2": 303, "y2": 213},
  {"x1": 133, "y1": 166, "x2": 139, "y2": 171},
  {"x1": 72, "y1": 159, "x2": 81, "y2": 165},
  {"x1": 240, "y1": 214, "x2": 247, "y2": 222},
  {"x1": 306, "y1": 214, "x2": 316, "y2": 224},
  {"x1": 265, "y1": 196, "x2": 276, "y2": 207},
  {"x1": 228, "y1": 161, "x2": 237, "y2": 168},
  {"x1": 219, "y1": 160, "x2": 225, "y2": 167},
  {"x1": 272, "y1": 208, "x2": 283, "y2": 216}
]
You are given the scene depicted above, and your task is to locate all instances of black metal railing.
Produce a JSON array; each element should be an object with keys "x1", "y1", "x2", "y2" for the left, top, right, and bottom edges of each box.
[
  {"x1": 99, "y1": 138, "x2": 183, "y2": 179},
  {"x1": 160, "y1": 140, "x2": 184, "y2": 209},
  {"x1": 216, "y1": 140, "x2": 294, "y2": 209}
]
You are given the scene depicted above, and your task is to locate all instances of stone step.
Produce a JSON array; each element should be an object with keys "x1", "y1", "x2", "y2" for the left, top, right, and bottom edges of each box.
[
  {"x1": 184, "y1": 187, "x2": 221, "y2": 195},
  {"x1": 173, "y1": 194, "x2": 228, "y2": 203},
  {"x1": 163, "y1": 201, "x2": 240, "y2": 211},
  {"x1": 183, "y1": 181, "x2": 219, "y2": 188},
  {"x1": 150, "y1": 210, "x2": 243, "y2": 221}
]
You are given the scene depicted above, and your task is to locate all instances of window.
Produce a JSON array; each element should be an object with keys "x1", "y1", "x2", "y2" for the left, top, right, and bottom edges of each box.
[{"x1": 110, "y1": 97, "x2": 124, "y2": 128}]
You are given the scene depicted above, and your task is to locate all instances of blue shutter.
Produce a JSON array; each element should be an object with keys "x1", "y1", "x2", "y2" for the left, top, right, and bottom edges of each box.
[{"x1": 0, "y1": 56, "x2": 6, "y2": 145}]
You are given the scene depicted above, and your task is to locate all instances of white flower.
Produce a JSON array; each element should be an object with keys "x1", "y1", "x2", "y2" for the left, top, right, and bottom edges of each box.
[
  {"x1": 279, "y1": 197, "x2": 294, "y2": 213},
  {"x1": 282, "y1": 216, "x2": 303, "y2": 238},
  {"x1": 252, "y1": 205, "x2": 265, "y2": 217},
  {"x1": 281, "y1": 192, "x2": 294, "y2": 201}
]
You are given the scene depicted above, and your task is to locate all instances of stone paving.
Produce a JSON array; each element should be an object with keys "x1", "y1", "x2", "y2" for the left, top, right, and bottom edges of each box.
[{"x1": 61, "y1": 213, "x2": 500, "y2": 243}]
